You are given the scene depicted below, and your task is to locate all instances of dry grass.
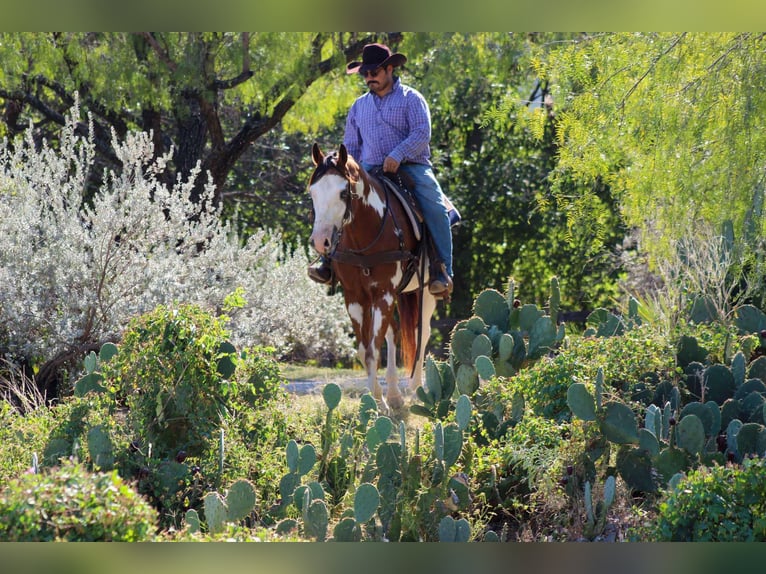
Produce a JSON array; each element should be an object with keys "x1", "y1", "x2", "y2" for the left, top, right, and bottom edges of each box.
[{"x1": 0, "y1": 359, "x2": 46, "y2": 414}]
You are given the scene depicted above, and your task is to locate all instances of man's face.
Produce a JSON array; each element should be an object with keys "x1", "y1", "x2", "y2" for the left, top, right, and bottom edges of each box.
[{"x1": 362, "y1": 65, "x2": 393, "y2": 95}]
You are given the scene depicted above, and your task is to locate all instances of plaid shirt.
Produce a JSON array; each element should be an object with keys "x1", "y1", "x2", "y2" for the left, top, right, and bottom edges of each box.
[{"x1": 343, "y1": 78, "x2": 432, "y2": 166}]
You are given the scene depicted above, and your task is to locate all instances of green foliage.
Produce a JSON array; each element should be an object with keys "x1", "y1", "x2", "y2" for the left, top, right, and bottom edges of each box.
[
  {"x1": 104, "y1": 304, "x2": 243, "y2": 459},
  {"x1": 0, "y1": 460, "x2": 157, "y2": 541},
  {"x1": 400, "y1": 32, "x2": 626, "y2": 319},
  {"x1": 509, "y1": 324, "x2": 676, "y2": 420},
  {"x1": 644, "y1": 459, "x2": 766, "y2": 541},
  {"x1": 526, "y1": 33, "x2": 766, "y2": 277}
]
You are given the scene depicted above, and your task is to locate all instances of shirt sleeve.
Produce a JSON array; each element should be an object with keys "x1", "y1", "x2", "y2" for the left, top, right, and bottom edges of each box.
[
  {"x1": 343, "y1": 103, "x2": 363, "y2": 162},
  {"x1": 388, "y1": 91, "x2": 431, "y2": 164}
]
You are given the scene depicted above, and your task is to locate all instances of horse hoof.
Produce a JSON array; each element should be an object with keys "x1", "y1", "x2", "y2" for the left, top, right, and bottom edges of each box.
[{"x1": 387, "y1": 394, "x2": 404, "y2": 411}]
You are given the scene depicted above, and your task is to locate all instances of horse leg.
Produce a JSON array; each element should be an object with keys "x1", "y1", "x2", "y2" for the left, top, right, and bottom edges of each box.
[
  {"x1": 384, "y1": 325, "x2": 404, "y2": 410},
  {"x1": 408, "y1": 289, "x2": 438, "y2": 392},
  {"x1": 348, "y1": 297, "x2": 395, "y2": 405}
]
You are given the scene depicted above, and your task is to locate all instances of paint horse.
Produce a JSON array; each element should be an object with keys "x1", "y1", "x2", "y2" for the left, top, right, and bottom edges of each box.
[{"x1": 308, "y1": 143, "x2": 437, "y2": 411}]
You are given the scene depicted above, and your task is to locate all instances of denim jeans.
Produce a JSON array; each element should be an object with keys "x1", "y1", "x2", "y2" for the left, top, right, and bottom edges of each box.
[{"x1": 364, "y1": 162, "x2": 453, "y2": 277}]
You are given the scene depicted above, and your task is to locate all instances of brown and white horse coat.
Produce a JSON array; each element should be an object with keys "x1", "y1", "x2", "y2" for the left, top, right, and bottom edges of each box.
[{"x1": 308, "y1": 143, "x2": 436, "y2": 410}]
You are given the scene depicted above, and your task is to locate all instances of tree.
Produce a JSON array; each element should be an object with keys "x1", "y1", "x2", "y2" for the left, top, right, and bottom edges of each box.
[
  {"x1": 0, "y1": 32, "x2": 393, "y2": 205},
  {"x1": 525, "y1": 33, "x2": 766, "y2": 275},
  {"x1": 401, "y1": 33, "x2": 625, "y2": 319}
]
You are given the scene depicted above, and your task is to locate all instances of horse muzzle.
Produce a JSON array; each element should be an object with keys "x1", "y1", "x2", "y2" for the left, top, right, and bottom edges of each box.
[{"x1": 310, "y1": 225, "x2": 340, "y2": 256}]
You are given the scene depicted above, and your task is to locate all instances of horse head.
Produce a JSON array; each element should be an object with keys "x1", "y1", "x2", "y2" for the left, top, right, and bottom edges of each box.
[{"x1": 308, "y1": 143, "x2": 354, "y2": 255}]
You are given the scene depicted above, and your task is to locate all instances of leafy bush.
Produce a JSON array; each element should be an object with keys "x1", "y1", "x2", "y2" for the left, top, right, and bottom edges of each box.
[
  {"x1": 498, "y1": 325, "x2": 675, "y2": 420},
  {"x1": 643, "y1": 458, "x2": 766, "y2": 541},
  {"x1": 0, "y1": 460, "x2": 157, "y2": 541},
  {"x1": 92, "y1": 303, "x2": 293, "y2": 528},
  {"x1": 106, "y1": 303, "x2": 274, "y2": 459},
  {"x1": 469, "y1": 412, "x2": 565, "y2": 516}
]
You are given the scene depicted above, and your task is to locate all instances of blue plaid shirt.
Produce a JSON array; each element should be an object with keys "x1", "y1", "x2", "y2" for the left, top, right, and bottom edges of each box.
[{"x1": 343, "y1": 78, "x2": 432, "y2": 167}]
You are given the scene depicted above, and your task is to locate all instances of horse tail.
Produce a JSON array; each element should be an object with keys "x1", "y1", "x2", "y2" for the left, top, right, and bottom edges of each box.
[{"x1": 398, "y1": 289, "x2": 421, "y2": 375}]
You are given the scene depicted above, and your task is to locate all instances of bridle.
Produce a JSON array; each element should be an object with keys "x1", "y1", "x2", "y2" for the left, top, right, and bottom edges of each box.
[{"x1": 309, "y1": 154, "x2": 415, "y2": 279}]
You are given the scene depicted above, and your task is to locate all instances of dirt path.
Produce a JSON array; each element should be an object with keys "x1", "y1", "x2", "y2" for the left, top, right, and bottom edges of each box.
[{"x1": 283, "y1": 375, "x2": 410, "y2": 396}]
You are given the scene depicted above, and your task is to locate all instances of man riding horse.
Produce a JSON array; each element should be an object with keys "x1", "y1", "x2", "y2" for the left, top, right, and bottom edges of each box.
[{"x1": 309, "y1": 42, "x2": 455, "y2": 297}]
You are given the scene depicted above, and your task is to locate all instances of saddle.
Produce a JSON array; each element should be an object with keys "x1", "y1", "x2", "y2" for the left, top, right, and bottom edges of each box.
[{"x1": 371, "y1": 168, "x2": 461, "y2": 293}]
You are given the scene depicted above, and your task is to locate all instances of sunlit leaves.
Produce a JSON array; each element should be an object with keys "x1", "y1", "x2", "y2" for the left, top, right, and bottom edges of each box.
[{"x1": 538, "y1": 33, "x2": 766, "y2": 263}]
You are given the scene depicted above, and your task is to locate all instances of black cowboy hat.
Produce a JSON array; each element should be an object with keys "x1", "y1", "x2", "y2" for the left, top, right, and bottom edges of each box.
[{"x1": 346, "y1": 43, "x2": 407, "y2": 75}]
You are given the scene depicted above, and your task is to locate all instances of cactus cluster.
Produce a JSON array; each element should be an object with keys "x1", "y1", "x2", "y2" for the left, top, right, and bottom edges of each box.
[
  {"x1": 185, "y1": 479, "x2": 257, "y2": 535},
  {"x1": 74, "y1": 342, "x2": 118, "y2": 397},
  {"x1": 451, "y1": 278, "x2": 564, "y2": 383},
  {"x1": 272, "y1": 382, "x2": 474, "y2": 541},
  {"x1": 583, "y1": 475, "x2": 616, "y2": 540},
  {"x1": 413, "y1": 278, "x2": 563, "y2": 441},
  {"x1": 568, "y1": 305, "x2": 766, "y2": 496}
]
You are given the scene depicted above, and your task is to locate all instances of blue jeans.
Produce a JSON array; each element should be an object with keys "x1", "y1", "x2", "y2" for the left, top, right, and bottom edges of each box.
[{"x1": 364, "y1": 162, "x2": 453, "y2": 277}]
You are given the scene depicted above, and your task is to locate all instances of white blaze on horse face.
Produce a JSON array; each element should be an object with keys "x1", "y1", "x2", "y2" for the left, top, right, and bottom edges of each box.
[{"x1": 309, "y1": 173, "x2": 348, "y2": 255}]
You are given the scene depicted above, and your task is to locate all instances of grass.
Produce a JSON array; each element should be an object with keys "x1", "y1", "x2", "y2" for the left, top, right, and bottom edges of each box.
[{"x1": 279, "y1": 362, "x2": 362, "y2": 382}]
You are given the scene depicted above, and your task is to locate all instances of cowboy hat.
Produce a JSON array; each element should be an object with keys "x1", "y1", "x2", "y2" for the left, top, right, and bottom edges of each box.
[{"x1": 346, "y1": 43, "x2": 407, "y2": 75}]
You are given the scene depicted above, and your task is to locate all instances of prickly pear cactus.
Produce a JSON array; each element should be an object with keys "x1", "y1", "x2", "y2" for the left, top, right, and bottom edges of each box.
[
  {"x1": 704, "y1": 364, "x2": 736, "y2": 405},
  {"x1": 303, "y1": 499, "x2": 329, "y2": 541},
  {"x1": 225, "y1": 479, "x2": 256, "y2": 522},
  {"x1": 86, "y1": 425, "x2": 114, "y2": 470},
  {"x1": 567, "y1": 383, "x2": 596, "y2": 422},
  {"x1": 185, "y1": 508, "x2": 201, "y2": 534},
  {"x1": 584, "y1": 308, "x2": 624, "y2": 338},
  {"x1": 414, "y1": 277, "x2": 563, "y2": 426},
  {"x1": 438, "y1": 515, "x2": 471, "y2": 542},
  {"x1": 203, "y1": 492, "x2": 228, "y2": 535},
  {"x1": 74, "y1": 342, "x2": 118, "y2": 397},
  {"x1": 353, "y1": 482, "x2": 380, "y2": 524}
]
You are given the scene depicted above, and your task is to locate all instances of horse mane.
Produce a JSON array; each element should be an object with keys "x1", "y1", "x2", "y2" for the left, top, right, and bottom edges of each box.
[{"x1": 341, "y1": 151, "x2": 361, "y2": 186}]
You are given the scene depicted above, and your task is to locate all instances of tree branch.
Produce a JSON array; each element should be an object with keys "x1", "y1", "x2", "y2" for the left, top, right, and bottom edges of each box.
[
  {"x1": 620, "y1": 33, "x2": 687, "y2": 110},
  {"x1": 138, "y1": 32, "x2": 177, "y2": 72}
]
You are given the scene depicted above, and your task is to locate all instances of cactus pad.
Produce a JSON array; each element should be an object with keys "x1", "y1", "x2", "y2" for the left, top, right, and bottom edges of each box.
[
  {"x1": 226, "y1": 479, "x2": 256, "y2": 522},
  {"x1": 322, "y1": 383, "x2": 342, "y2": 410},
  {"x1": 599, "y1": 401, "x2": 639, "y2": 444},
  {"x1": 353, "y1": 483, "x2": 380, "y2": 524},
  {"x1": 473, "y1": 289, "x2": 510, "y2": 331},
  {"x1": 676, "y1": 414, "x2": 705, "y2": 455},
  {"x1": 203, "y1": 492, "x2": 228, "y2": 534},
  {"x1": 567, "y1": 382, "x2": 596, "y2": 421}
]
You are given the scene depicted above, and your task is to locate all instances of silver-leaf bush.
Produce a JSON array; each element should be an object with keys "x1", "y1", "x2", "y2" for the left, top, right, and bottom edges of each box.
[{"x1": 0, "y1": 101, "x2": 354, "y2": 370}]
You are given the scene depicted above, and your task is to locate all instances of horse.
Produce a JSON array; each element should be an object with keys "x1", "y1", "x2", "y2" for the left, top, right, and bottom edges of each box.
[{"x1": 307, "y1": 142, "x2": 437, "y2": 411}]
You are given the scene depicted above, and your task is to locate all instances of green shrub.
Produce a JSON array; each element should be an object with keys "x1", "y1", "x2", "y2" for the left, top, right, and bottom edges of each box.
[
  {"x1": 644, "y1": 458, "x2": 766, "y2": 541},
  {"x1": 469, "y1": 412, "x2": 565, "y2": 515},
  {"x1": 500, "y1": 325, "x2": 675, "y2": 420},
  {"x1": 91, "y1": 304, "x2": 292, "y2": 529},
  {"x1": 105, "y1": 303, "x2": 244, "y2": 460},
  {"x1": 0, "y1": 460, "x2": 157, "y2": 541}
]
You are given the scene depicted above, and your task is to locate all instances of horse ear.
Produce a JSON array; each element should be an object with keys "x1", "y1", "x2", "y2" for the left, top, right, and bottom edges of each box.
[
  {"x1": 338, "y1": 144, "x2": 348, "y2": 170},
  {"x1": 312, "y1": 142, "x2": 324, "y2": 166}
]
